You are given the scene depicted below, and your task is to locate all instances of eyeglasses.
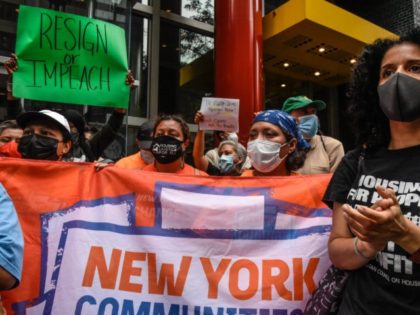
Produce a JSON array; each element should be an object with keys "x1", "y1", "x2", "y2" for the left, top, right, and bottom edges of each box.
[{"x1": 0, "y1": 136, "x2": 21, "y2": 144}]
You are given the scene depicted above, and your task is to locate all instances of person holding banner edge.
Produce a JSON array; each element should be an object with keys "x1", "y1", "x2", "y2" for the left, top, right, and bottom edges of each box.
[
  {"x1": 143, "y1": 115, "x2": 207, "y2": 175},
  {"x1": 4, "y1": 54, "x2": 23, "y2": 120},
  {"x1": 242, "y1": 109, "x2": 309, "y2": 177},
  {"x1": 16, "y1": 109, "x2": 72, "y2": 161},
  {"x1": 323, "y1": 28, "x2": 420, "y2": 314}
]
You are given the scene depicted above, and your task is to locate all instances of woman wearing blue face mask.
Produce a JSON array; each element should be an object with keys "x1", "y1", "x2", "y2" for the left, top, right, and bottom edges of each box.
[
  {"x1": 242, "y1": 110, "x2": 310, "y2": 177},
  {"x1": 193, "y1": 112, "x2": 246, "y2": 176}
]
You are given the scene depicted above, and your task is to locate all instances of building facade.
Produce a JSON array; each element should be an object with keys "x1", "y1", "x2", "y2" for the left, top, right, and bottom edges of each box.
[{"x1": 0, "y1": 0, "x2": 215, "y2": 159}]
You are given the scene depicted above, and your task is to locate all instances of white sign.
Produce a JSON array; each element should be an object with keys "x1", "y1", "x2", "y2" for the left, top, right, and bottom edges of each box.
[{"x1": 199, "y1": 97, "x2": 240, "y2": 132}]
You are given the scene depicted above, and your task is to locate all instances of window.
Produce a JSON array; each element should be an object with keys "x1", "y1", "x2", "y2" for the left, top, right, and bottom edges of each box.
[
  {"x1": 129, "y1": 14, "x2": 149, "y2": 118},
  {"x1": 158, "y1": 22, "x2": 214, "y2": 123},
  {"x1": 161, "y1": 0, "x2": 214, "y2": 25},
  {"x1": 0, "y1": 0, "x2": 215, "y2": 157}
]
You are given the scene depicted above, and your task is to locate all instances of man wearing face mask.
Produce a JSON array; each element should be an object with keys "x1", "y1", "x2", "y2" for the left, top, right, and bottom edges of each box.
[
  {"x1": 282, "y1": 96, "x2": 344, "y2": 174},
  {"x1": 115, "y1": 121, "x2": 155, "y2": 170},
  {"x1": 16, "y1": 110, "x2": 72, "y2": 161}
]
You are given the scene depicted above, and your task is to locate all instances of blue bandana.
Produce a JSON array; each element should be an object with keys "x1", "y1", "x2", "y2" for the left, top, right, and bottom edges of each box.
[{"x1": 252, "y1": 110, "x2": 310, "y2": 150}]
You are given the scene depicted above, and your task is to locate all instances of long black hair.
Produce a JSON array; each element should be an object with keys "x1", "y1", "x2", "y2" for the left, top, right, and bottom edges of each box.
[{"x1": 347, "y1": 28, "x2": 420, "y2": 149}]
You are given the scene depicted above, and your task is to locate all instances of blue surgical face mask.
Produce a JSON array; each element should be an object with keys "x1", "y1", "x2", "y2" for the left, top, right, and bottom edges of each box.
[
  {"x1": 219, "y1": 154, "x2": 235, "y2": 174},
  {"x1": 298, "y1": 114, "x2": 319, "y2": 139}
]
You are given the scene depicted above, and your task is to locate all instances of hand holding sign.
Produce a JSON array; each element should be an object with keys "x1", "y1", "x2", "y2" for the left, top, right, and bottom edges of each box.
[
  {"x1": 194, "y1": 111, "x2": 204, "y2": 127},
  {"x1": 125, "y1": 70, "x2": 135, "y2": 88},
  {"x1": 198, "y1": 97, "x2": 240, "y2": 132},
  {"x1": 4, "y1": 54, "x2": 18, "y2": 101},
  {"x1": 4, "y1": 54, "x2": 18, "y2": 75}
]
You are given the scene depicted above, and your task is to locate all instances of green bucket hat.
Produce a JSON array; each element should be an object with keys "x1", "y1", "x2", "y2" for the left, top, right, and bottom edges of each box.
[{"x1": 282, "y1": 96, "x2": 327, "y2": 113}]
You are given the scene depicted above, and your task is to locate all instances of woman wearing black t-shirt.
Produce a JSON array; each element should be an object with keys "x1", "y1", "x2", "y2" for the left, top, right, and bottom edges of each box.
[{"x1": 324, "y1": 29, "x2": 420, "y2": 314}]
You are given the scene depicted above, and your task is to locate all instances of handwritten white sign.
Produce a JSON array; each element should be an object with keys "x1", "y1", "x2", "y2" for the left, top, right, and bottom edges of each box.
[{"x1": 199, "y1": 97, "x2": 240, "y2": 132}]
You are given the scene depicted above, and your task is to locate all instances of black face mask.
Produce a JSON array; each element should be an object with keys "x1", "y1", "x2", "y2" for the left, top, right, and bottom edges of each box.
[
  {"x1": 377, "y1": 72, "x2": 420, "y2": 122},
  {"x1": 151, "y1": 135, "x2": 184, "y2": 164},
  {"x1": 18, "y1": 134, "x2": 60, "y2": 160}
]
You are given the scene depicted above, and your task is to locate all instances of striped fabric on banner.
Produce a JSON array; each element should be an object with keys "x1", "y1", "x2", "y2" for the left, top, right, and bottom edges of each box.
[{"x1": 0, "y1": 158, "x2": 333, "y2": 314}]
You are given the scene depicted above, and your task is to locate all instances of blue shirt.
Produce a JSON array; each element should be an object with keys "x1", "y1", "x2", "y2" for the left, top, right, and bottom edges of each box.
[{"x1": 0, "y1": 183, "x2": 23, "y2": 284}]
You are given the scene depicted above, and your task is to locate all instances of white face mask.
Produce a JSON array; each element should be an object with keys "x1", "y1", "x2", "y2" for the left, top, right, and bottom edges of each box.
[
  {"x1": 140, "y1": 149, "x2": 154, "y2": 164},
  {"x1": 247, "y1": 139, "x2": 289, "y2": 173}
]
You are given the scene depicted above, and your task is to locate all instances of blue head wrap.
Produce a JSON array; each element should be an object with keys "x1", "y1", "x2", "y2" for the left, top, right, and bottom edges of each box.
[{"x1": 252, "y1": 110, "x2": 310, "y2": 150}]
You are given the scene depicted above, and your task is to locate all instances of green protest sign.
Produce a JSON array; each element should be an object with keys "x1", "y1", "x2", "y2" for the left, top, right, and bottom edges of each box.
[{"x1": 13, "y1": 5, "x2": 129, "y2": 108}]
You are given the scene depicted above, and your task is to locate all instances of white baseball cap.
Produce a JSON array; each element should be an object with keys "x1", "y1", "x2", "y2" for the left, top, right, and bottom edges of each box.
[{"x1": 17, "y1": 110, "x2": 72, "y2": 140}]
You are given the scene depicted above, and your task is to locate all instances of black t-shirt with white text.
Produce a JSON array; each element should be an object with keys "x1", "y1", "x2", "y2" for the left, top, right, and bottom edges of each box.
[{"x1": 324, "y1": 145, "x2": 420, "y2": 315}]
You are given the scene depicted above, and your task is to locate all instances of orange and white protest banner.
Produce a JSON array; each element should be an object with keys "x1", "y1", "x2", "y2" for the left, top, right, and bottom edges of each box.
[{"x1": 0, "y1": 158, "x2": 332, "y2": 314}]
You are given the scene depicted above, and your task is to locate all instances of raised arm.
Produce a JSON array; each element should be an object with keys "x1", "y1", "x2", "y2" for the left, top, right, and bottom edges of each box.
[
  {"x1": 192, "y1": 111, "x2": 210, "y2": 172},
  {"x1": 4, "y1": 54, "x2": 18, "y2": 101},
  {"x1": 88, "y1": 70, "x2": 135, "y2": 159}
]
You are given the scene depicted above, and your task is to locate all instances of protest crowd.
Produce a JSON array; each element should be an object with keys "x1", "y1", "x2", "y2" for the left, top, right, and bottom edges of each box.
[{"x1": 0, "y1": 4, "x2": 420, "y2": 315}]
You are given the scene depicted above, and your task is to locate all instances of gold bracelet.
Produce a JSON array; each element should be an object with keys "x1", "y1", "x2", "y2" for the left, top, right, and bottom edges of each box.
[{"x1": 353, "y1": 236, "x2": 375, "y2": 260}]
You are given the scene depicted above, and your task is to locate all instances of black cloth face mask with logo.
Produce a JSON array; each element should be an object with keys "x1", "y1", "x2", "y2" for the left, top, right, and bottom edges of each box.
[
  {"x1": 18, "y1": 134, "x2": 60, "y2": 160},
  {"x1": 151, "y1": 135, "x2": 184, "y2": 164},
  {"x1": 377, "y1": 72, "x2": 420, "y2": 122}
]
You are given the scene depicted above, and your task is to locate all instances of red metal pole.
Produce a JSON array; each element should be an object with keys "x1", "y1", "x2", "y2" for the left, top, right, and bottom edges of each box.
[{"x1": 214, "y1": 0, "x2": 264, "y2": 144}]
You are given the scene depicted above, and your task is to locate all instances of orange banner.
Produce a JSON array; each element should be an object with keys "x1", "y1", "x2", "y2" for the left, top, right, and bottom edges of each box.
[{"x1": 0, "y1": 158, "x2": 332, "y2": 313}]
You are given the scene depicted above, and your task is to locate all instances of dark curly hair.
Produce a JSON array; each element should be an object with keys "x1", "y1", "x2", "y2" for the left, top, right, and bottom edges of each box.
[{"x1": 347, "y1": 28, "x2": 420, "y2": 149}]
